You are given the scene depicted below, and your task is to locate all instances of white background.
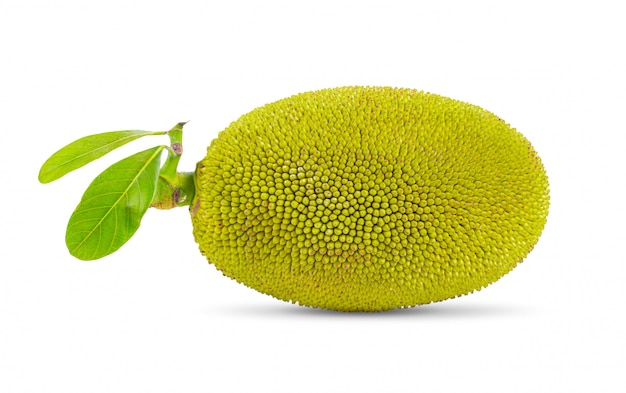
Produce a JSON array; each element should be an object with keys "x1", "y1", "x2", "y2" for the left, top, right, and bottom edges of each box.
[{"x1": 1, "y1": 1, "x2": 625, "y2": 392}]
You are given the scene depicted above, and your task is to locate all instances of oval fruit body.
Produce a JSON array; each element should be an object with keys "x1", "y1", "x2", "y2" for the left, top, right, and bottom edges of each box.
[{"x1": 191, "y1": 86, "x2": 549, "y2": 311}]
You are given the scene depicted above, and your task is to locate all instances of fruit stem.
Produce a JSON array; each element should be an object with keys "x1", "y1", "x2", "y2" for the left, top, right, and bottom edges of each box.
[{"x1": 150, "y1": 122, "x2": 195, "y2": 209}]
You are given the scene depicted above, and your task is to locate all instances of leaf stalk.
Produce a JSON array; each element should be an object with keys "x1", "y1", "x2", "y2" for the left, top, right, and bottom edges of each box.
[{"x1": 151, "y1": 122, "x2": 195, "y2": 209}]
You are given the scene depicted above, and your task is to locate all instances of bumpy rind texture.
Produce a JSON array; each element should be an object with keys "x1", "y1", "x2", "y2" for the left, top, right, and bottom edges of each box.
[{"x1": 191, "y1": 86, "x2": 549, "y2": 311}]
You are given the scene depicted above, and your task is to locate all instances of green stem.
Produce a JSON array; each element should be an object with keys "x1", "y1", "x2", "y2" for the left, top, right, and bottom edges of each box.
[{"x1": 150, "y1": 122, "x2": 196, "y2": 209}]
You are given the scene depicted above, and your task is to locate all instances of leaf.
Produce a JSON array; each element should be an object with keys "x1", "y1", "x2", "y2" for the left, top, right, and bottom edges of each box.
[
  {"x1": 65, "y1": 145, "x2": 166, "y2": 260},
  {"x1": 38, "y1": 130, "x2": 165, "y2": 183}
]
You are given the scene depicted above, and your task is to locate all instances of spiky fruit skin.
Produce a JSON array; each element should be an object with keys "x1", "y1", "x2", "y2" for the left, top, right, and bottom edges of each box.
[{"x1": 191, "y1": 86, "x2": 549, "y2": 311}]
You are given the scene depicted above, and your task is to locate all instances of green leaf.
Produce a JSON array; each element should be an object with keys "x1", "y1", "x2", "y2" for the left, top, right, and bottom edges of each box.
[
  {"x1": 65, "y1": 145, "x2": 166, "y2": 260},
  {"x1": 38, "y1": 130, "x2": 165, "y2": 183}
]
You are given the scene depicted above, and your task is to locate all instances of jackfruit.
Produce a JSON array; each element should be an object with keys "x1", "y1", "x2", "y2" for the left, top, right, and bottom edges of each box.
[{"x1": 191, "y1": 86, "x2": 549, "y2": 311}]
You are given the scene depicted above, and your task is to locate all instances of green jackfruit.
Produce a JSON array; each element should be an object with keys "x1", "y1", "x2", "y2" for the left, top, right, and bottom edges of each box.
[{"x1": 191, "y1": 86, "x2": 549, "y2": 311}]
